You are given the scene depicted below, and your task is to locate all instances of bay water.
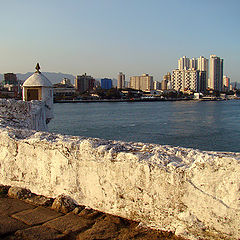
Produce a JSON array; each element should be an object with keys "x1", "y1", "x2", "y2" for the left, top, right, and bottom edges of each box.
[{"x1": 48, "y1": 100, "x2": 240, "y2": 152}]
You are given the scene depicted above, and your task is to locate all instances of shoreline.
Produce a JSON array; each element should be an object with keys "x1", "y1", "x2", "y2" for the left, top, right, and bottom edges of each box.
[{"x1": 53, "y1": 98, "x2": 225, "y2": 103}]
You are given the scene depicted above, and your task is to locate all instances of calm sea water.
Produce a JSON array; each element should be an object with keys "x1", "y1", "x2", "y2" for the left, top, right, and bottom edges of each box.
[{"x1": 48, "y1": 100, "x2": 240, "y2": 152}]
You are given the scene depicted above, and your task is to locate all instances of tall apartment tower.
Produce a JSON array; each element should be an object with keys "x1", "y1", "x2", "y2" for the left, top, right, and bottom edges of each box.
[
  {"x1": 178, "y1": 56, "x2": 190, "y2": 70},
  {"x1": 117, "y1": 72, "x2": 125, "y2": 89},
  {"x1": 209, "y1": 55, "x2": 223, "y2": 91},
  {"x1": 197, "y1": 56, "x2": 208, "y2": 80},
  {"x1": 189, "y1": 58, "x2": 198, "y2": 70}
]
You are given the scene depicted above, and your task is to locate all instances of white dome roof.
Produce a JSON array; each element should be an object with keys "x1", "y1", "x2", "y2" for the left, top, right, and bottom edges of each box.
[{"x1": 23, "y1": 72, "x2": 52, "y2": 87}]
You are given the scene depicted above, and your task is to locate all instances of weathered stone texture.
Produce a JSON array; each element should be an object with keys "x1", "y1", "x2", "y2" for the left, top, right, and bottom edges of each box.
[
  {"x1": 15, "y1": 225, "x2": 66, "y2": 240},
  {"x1": 0, "y1": 198, "x2": 35, "y2": 216},
  {"x1": 12, "y1": 207, "x2": 63, "y2": 226},
  {"x1": 0, "y1": 99, "x2": 240, "y2": 239},
  {"x1": 51, "y1": 194, "x2": 77, "y2": 214},
  {"x1": 0, "y1": 215, "x2": 28, "y2": 236}
]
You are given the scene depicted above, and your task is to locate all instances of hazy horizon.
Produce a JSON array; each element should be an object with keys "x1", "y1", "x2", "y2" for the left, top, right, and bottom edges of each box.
[{"x1": 0, "y1": 0, "x2": 239, "y2": 82}]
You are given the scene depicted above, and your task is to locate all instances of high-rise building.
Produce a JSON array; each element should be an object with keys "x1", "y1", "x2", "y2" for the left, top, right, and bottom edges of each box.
[
  {"x1": 223, "y1": 76, "x2": 230, "y2": 91},
  {"x1": 209, "y1": 55, "x2": 223, "y2": 91},
  {"x1": 3, "y1": 73, "x2": 18, "y2": 85},
  {"x1": 75, "y1": 73, "x2": 95, "y2": 93},
  {"x1": 130, "y1": 74, "x2": 153, "y2": 91},
  {"x1": 117, "y1": 72, "x2": 125, "y2": 89},
  {"x1": 161, "y1": 72, "x2": 171, "y2": 90},
  {"x1": 199, "y1": 71, "x2": 207, "y2": 93},
  {"x1": 171, "y1": 69, "x2": 200, "y2": 92},
  {"x1": 189, "y1": 58, "x2": 198, "y2": 70},
  {"x1": 197, "y1": 56, "x2": 209, "y2": 80},
  {"x1": 178, "y1": 56, "x2": 190, "y2": 70},
  {"x1": 153, "y1": 81, "x2": 161, "y2": 90},
  {"x1": 101, "y1": 78, "x2": 112, "y2": 89}
]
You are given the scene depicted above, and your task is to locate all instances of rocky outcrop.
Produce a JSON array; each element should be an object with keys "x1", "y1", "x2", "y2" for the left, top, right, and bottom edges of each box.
[{"x1": 0, "y1": 99, "x2": 239, "y2": 239}]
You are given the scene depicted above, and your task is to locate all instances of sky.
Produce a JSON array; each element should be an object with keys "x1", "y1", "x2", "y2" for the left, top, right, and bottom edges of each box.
[{"x1": 0, "y1": 0, "x2": 239, "y2": 82}]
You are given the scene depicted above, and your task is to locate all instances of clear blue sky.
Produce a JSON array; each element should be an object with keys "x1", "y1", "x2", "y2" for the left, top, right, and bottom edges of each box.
[{"x1": 0, "y1": 0, "x2": 239, "y2": 82}]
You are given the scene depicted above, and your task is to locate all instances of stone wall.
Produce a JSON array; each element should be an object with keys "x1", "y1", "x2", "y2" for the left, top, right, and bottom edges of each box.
[
  {"x1": 0, "y1": 99, "x2": 48, "y2": 131},
  {"x1": 0, "y1": 99, "x2": 239, "y2": 239}
]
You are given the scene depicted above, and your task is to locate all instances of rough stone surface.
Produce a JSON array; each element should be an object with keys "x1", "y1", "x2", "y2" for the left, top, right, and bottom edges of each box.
[
  {"x1": 52, "y1": 194, "x2": 77, "y2": 214},
  {"x1": 0, "y1": 99, "x2": 45, "y2": 131},
  {"x1": 15, "y1": 225, "x2": 66, "y2": 240},
  {"x1": 24, "y1": 193, "x2": 54, "y2": 207},
  {"x1": 44, "y1": 212, "x2": 94, "y2": 233},
  {"x1": 0, "y1": 195, "x2": 184, "y2": 240},
  {"x1": 8, "y1": 187, "x2": 32, "y2": 200},
  {"x1": 12, "y1": 206, "x2": 62, "y2": 226},
  {"x1": 0, "y1": 215, "x2": 28, "y2": 236},
  {"x1": 0, "y1": 198, "x2": 35, "y2": 216},
  {"x1": 0, "y1": 184, "x2": 10, "y2": 197},
  {"x1": 0, "y1": 99, "x2": 240, "y2": 239}
]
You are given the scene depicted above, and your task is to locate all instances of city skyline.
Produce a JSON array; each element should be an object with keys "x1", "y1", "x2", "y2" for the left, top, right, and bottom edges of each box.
[{"x1": 0, "y1": 0, "x2": 239, "y2": 82}]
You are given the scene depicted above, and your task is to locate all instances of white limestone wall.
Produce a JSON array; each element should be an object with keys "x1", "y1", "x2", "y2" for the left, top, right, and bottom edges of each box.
[
  {"x1": 0, "y1": 99, "x2": 239, "y2": 239},
  {"x1": 0, "y1": 99, "x2": 48, "y2": 131}
]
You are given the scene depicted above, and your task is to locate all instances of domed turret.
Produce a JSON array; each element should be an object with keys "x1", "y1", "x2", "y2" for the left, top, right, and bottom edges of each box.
[{"x1": 22, "y1": 63, "x2": 53, "y2": 125}]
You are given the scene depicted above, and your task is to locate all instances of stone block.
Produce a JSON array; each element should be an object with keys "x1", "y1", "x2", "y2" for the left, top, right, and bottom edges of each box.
[
  {"x1": 24, "y1": 194, "x2": 54, "y2": 207},
  {"x1": 51, "y1": 194, "x2": 77, "y2": 214},
  {"x1": 8, "y1": 187, "x2": 31, "y2": 200},
  {"x1": 0, "y1": 198, "x2": 35, "y2": 216},
  {"x1": 76, "y1": 214, "x2": 122, "y2": 240},
  {"x1": 12, "y1": 206, "x2": 62, "y2": 226},
  {"x1": 15, "y1": 225, "x2": 66, "y2": 240},
  {"x1": 0, "y1": 215, "x2": 28, "y2": 236},
  {"x1": 78, "y1": 208, "x2": 104, "y2": 220},
  {"x1": 44, "y1": 212, "x2": 94, "y2": 233}
]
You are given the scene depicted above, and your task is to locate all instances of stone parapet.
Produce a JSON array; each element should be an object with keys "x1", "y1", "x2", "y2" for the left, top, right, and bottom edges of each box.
[{"x1": 0, "y1": 99, "x2": 239, "y2": 239}]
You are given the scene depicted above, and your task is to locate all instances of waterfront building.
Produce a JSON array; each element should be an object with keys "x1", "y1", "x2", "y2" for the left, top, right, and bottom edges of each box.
[
  {"x1": 117, "y1": 72, "x2": 125, "y2": 89},
  {"x1": 223, "y1": 75, "x2": 230, "y2": 91},
  {"x1": 94, "y1": 80, "x2": 101, "y2": 88},
  {"x1": 161, "y1": 79, "x2": 168, "y2": 90},
  {"x1": 199, "y1": 71, "x2": 207, "y2": 93},
  {"x1": 209, "y1": 55, "x2": 223, "y2": 91},
  {"x1": 53, "y1": 81, "x2": 75, "y2": 99},
  {"x1": 161, "y1": 72, "x2": 171, "y2": 90},
  {"x1": 153, "y1": 81, "x2": 161, "y2": 90},
  {"x1": 171, "y1": 69, "x2": 200, "y2": 92},
  {"x1": 178, "y1": 56, "x2": 190, "y2": 70},
  {"x1": 75, "y1": 73, "x2": 95, "y2": 93},
  {"x1": 130, "y1": 74, "x2": 153, "y2": 91},
  {"x1": 197, "y1": 56, "x2": 208, "y2": 80},
  {"x1": 125, "y1": 81, "x2": 130, "y2": 88},
  {"x1": 61, "y1": 78, "x2": 72, "y2": 86},
  {"x1": 3, "y1": 73, "x2": 18, "y2": 85},
  {"x1": 101, "y1": 78, "x2": 112, "y2": 89}
]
